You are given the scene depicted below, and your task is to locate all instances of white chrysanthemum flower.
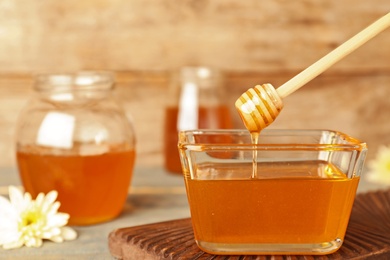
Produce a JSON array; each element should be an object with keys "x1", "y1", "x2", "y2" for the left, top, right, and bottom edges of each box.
[
  {"x1": 0, "y1": 186, "x2": 77, "y2": 249},
  {"x1": 366, "y1": 145, "x2": 390, "y2": 185}
]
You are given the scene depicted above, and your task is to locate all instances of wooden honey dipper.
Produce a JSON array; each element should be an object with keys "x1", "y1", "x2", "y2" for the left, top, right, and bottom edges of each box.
[{"x1": 236, "y1": 12, "x2": 390, "y2": 132}]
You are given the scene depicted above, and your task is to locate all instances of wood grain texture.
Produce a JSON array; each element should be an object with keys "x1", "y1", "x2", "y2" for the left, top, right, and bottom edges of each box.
[
  {"x1": 0, "y1": 1, "x2": 389, "y2": 72},
  {"x1": 0, "y1": 1, "x2": 390, "y2": 168},
  {"x1": 108, "y1": 189, "x2": 390, "y2": 260}
]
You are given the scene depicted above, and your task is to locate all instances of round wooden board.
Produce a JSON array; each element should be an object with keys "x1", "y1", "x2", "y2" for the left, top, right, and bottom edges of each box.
[{"x1": 108, "y1": 189, "x2": 390, "y2": 260}]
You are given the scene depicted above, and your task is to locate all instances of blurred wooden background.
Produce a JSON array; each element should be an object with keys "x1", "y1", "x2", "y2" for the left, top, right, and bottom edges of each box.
[{"x1": 0, "y1": 0, "x2": 389, "y2": 167}]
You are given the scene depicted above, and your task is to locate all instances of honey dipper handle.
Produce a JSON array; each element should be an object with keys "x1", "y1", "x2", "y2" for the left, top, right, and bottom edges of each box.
[{"x1": 276, "y1": 12, "x2": 390, "y2": 98}]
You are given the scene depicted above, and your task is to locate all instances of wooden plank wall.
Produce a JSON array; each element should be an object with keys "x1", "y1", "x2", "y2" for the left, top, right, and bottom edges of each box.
[{"x1": 0, "y1": 1, "x2": 389, "y2": 167}]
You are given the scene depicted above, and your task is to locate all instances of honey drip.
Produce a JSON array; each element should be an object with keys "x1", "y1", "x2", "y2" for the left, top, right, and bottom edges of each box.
[{"x1": 250, "y1": 132, "x2": 259, "y2": 179}]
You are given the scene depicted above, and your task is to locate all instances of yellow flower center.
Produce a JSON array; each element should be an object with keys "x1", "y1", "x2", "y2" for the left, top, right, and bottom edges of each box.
[
  {"x1": 19, "y1": 206, "x2": 46, "y2": 232},
  {"x1": 385, "y1": 161, "x2": 390, "y2": 171}
]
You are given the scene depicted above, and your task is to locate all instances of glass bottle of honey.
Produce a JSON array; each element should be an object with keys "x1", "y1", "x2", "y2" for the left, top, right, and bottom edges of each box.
[
  {"x1": 164, "y1": 67, "x2": 233, "y2": 174},
  {"x1": 15, "y1": 72, "x2": 136, "y2": 225}
]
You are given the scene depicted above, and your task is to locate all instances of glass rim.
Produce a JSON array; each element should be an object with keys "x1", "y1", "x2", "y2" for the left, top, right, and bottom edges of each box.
[
  {"x1": 178, "y1": 129, "x2": 367, "y2": 151},
  {"x1": 33, "y1": 71, "x2": 115, "y2": 91}
]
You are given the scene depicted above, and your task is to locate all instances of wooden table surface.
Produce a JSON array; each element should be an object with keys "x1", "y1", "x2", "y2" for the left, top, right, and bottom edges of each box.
[{"x1": 0, "y1": 166, "x2": 387, "y2": 260}]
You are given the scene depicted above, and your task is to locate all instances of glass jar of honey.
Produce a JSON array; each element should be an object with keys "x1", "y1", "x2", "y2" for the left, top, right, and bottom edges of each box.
[
  {"x1": 163, "y1": 67, "x2": 233, "y2": 174},
  {"x1": 15, "y1": 72, "x2": 136, "y2": 225}
]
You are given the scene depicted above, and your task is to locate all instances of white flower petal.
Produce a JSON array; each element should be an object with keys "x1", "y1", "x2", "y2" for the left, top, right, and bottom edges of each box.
[
  {"x1": 25, "y1": 237, "x2": 43, "y2": 248},
  {"x1": 44, "y1": 191, "x2": 58, "y2": 205},
  {"x1": 9, "y1": 186, "x2": 25, "y2": 211},
  {"x1": 49, "y1": 235, "x2": 64, "y2": 243},
  {"x1": 35, "y1": 239, "x2": 43, "y2": 248},
  {"x1": 35, "y1": 193, "x2": 45, "y2": 207},
  {"x1": 0, "y1": 196, "x2": 18, "y2": 225},
  {"x1": 0, "y1": 230, "x2": 20, "y2": 246},
  {"x1": 46, "y1": 201, "x2": 61, "y2": 216},
  {"x1": 42, "y1": 227, "x2": 61, "y2": 238},
  {"x1": 0, "y1": 216, "x2": 19, "y2": 239},
  {"x1": 2, "y1": 239, "x2": 24, "y2": 250},
  {"x1": 24, "y1": 192, "x2": 32, "y2": 204},
  {"x1": 40, "y1": 191, "x2": 58, "y2": 213},
  {"x1": 46, "y1": 213, "x2": 70, "y2": 227},
  {"x1": 60, "y1": 226, "x2": 77, "y2": 241},
  {"x1": 1, "y1": 190, "x2": 25, "y2": 244}
]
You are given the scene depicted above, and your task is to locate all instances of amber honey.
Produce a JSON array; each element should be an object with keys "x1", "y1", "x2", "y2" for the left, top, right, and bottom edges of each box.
[
  {"x1": 184, "y1": 161, "x2": 359, "y2": 251},
  {"x1": 17, "y1": 146, "x2": 135, "y2": 225},
  {"x1": 164, "y1": 106, "x2": 233, "y2": 173}
]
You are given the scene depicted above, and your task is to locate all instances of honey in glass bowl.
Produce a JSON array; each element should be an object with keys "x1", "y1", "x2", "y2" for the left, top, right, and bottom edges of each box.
[{"x1": 178, "y1": 129, "x2": 367, "y2": 255}]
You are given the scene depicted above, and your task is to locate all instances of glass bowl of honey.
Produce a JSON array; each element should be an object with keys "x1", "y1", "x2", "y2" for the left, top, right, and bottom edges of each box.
[{"x1": 178, "y1": 129, "x2": 367, "y2": 255}]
